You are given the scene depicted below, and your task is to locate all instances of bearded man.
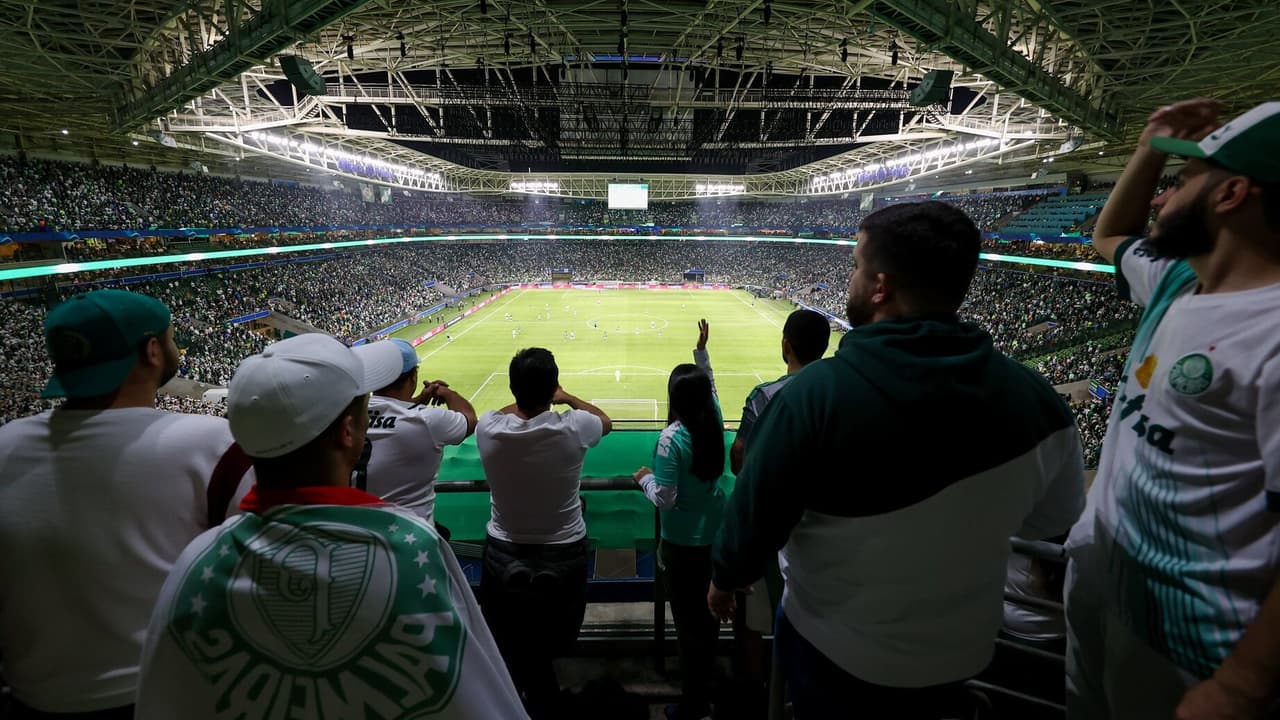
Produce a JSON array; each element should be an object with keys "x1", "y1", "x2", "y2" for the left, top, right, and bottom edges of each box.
[{"x1": 1066, "y1": 98, "x2": 1280, "y2": 720}]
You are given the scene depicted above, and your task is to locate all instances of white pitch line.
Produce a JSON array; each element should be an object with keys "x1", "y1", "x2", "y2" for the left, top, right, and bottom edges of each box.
[
  {"x1": 728, "y1": 290, "x2": 783, "y2": 329},
  {"x1": 469, "y1": 369, "x2": 763, "y2": 379},
  {"x1": 419, "y1": 290, "x2": 525, "y2": 361},
  {"x1": 468, "y1": 371, "x2": 499, "y2": 401}
]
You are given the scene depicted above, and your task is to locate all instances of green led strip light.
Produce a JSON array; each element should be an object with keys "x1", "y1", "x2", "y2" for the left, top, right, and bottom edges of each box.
[{"x1": 0, "y1": 234, "x2": 1113, "y2": 282}]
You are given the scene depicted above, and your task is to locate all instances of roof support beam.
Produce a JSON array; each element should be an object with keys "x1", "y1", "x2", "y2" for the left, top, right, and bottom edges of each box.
[
  {"x1": 868, "y1": 0, "x2": 1124, "y2": 139},
  {"x1": 112, "y1": 0, "x2": 375, "y2": 131}
]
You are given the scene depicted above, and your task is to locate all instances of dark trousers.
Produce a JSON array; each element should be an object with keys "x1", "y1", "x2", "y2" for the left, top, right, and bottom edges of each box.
[
  {"x1": 660, "y1": 540, "x2": 719, "y2": 717},
  {"x1": 480, "y1": 535, "x2": 589, "y2": 719},
  {"x1": 776, "y1": 610, "x2": 972, "y2": 719}
]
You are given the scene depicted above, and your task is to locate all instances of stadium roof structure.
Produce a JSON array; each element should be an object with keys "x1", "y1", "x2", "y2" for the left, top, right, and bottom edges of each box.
[{"x1": 2, "y1": 0, "x2": 1279, "y2": 198}]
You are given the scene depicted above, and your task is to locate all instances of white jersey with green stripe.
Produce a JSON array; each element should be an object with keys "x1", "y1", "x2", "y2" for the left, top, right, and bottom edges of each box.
[{"x1": 1069, "y1": 236, "x2": 1280, "y2": 679}]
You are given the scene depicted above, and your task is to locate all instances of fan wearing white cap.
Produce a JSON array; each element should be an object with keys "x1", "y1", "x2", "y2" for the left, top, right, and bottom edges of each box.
[
  {"x1": 1066, "y1": 99, "x2": 1280, "y2": 720},
  {"x1": 364, "y1": 338, "x2": 477, "y2": 531},
  {"x1": 134, "y1": 333, "x2": 526, "y2": 720}
]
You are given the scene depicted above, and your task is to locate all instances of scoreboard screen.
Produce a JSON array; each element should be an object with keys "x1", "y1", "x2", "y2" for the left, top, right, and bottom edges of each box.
[{"x1": 608, "y1": 183, "x2": 649, "y2": 210}]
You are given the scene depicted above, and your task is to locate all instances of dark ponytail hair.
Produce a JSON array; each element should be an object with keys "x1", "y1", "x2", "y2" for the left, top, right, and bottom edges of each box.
[{"x1": 666, "y1": 363, "x2": 724, "y2": 483}]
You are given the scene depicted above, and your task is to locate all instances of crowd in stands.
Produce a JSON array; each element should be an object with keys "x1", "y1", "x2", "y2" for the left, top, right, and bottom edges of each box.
[
  {"x1": 1029, "y1": 333, "x2": 1132, "y2": 388},
  {"x1": 0, "y1": 156, "x2": 1135, "y2": 468},
  {"x1": 1027, "y1": 333, "x2": 1133, "y2": 467},
  {"x1": 0, "y1": 238, "x2": 1134, "y2": 467},
  {"x1": 0, "y1": 299, "x2": 53, "y2": 425},
  {"x1": 982, "y1": 238, "x2": 1096, "y2": 260},
  {"x1": 3, "y1": 156, "x2": 1068, "y2": 239},
  {"x1": 154, "y1": 394, "x2": 225, "y2": 416},
  {"x1": 963, "y1": 270, "x2": 1138, "y2": 357},
  {"x1": 1069, "y1": 396, "x2": 1113, "y2": 469}
]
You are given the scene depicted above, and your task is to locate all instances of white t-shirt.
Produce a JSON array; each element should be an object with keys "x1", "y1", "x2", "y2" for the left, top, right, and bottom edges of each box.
[
  {"x1": 0, "y1": 408, "x2": 253, "y2": 712},
  {"x1": 1069, "y1": 237, "x2": 1280, "y2": 678},
  {"x1": 365, "y1": 395, "x2": 470, "y2": 521},
  {"x1": 476, "y1": 409, "x2": 604, "y2": 544},
  {"x1": 134, "y1": 497, "x2": 527, "y2": 720}
]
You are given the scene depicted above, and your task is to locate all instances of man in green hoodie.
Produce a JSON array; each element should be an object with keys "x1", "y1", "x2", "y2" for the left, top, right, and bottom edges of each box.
[{"x1": 709, "y1": 200, "x2": 1087, "y2": 717}]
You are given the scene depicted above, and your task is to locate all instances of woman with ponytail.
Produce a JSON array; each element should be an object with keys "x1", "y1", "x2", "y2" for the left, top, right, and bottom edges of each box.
[{"x1": 634, "y1": 319, "x2": 728, "y2": 720}]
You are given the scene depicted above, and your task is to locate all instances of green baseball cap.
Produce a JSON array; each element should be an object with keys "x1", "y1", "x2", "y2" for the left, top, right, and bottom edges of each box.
[
  {"x1": 1150, "y1": 101, "x2": 1280, "y2": 183},
  {"x1": 42, "y1": 289, "x2": 172, "y2": 399}
]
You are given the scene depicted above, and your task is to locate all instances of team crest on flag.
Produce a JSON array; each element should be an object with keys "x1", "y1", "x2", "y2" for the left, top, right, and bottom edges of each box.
[
  {"x1": 1169, "y1": 352, "x2": 1214, "y2": 396},
  {"x1": 168, "y1": 507, "x2": 467, "y2": 717},
  {"x1": 231, "y1": 521, "x2": 393, "y2": 669}
]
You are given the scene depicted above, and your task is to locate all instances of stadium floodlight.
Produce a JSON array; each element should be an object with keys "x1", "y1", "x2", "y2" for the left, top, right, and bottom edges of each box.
[
  {"x1": 694, "y1": 182, "x2": 746, "y2": 196},
  {"x1": 510, "y1": 179, "x2": 561, "y2": 194},
  {"x1": 243, "y1": 131, "x2": 441, "y2": 184},
  {"x1": 808, "y1": 138, "x2": 1004, "y2": 189}
]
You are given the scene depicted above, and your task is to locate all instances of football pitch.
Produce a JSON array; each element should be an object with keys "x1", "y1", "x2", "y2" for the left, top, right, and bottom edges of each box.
[{"x1": 388, "y1": 288, "x2": 832, "y2": 428}]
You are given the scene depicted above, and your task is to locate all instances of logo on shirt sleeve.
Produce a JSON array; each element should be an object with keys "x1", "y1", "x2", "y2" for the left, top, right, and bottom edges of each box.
[{"x1": 1169, "y1": 353, "x2": 1213, "y2": 395}]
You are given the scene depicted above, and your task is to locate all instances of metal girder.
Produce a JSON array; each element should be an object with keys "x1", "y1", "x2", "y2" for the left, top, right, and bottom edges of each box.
[
  {"x1": 112, "y1": 0, "x2": 375, "y2": 131},
  {"x1": 10, "y1": 0, "x2": 1279, "y2": 191},
  {"x1": 871, "y1": 0, "x2": 1124, "y2": 139},
  {"x1": 309, "y1": 81, "x2": 920, "y2": 112}
]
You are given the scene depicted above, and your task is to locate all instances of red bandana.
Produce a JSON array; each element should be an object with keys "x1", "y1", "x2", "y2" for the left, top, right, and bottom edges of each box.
[{"x1": 239, "y1": 485, "x2": 385, "y2": 514}]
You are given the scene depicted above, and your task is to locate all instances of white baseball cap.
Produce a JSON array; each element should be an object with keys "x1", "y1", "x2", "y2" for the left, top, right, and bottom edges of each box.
[{"x1": 228, "y1": 334, "x2": 405, "y2": 458}]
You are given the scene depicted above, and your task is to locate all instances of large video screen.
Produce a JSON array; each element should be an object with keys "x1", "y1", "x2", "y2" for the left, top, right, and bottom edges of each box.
[{"x1": 608, "y1": 183, "x2": 649, "y2": 210}]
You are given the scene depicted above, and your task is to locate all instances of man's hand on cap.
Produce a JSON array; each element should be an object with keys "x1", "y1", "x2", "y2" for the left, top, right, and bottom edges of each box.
[{"x1": 1142, "y1": 98, "x2": 1225, "y2": 148}]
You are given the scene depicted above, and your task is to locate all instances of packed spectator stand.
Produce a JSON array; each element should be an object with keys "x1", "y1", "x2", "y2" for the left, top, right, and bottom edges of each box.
[
  {"x1": 2, "y1": 155, "x2": 1059, "y2": 238},
  {"x1": 0, "y1": 155, "x2": 1130, "y2": 469}
]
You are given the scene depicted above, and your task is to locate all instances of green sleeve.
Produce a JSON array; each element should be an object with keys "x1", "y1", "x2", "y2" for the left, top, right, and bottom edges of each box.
[{"x1": 653, "y1": 427, "x2": 683, "y2": 488}]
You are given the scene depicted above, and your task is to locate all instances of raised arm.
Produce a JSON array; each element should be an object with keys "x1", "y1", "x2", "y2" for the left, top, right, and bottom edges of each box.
[
  {"x1": 692, "y1": 318, "x2": 716, "y2": 395},
  {"x1": 1092, "y1": 99, "x2": 1223, "y2": 264},
  {"x1": 417, "y1": 380, "x2": 478, "y2": 436},
  {"x1": 553, "y1": 387, "x2": 613, "y2": 436}
]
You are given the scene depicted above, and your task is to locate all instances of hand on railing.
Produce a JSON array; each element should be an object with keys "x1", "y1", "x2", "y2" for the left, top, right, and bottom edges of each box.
[{"x1": 632, "y1": 466, "x2": 652, "y2": 488}]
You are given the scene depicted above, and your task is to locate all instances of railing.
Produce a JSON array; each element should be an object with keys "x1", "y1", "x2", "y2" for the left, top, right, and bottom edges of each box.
[{"x1": 433, "y1": 443, "x2": 1070, "y2": 717}]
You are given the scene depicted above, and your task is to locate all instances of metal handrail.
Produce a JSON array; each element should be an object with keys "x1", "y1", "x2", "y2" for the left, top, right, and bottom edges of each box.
[
  {"x1": 1010, "y1": 537, "x2": 1067, "y2": 564},
  {"x1": 436, "y1": 474, "x2": 1071, "y2": 696}
]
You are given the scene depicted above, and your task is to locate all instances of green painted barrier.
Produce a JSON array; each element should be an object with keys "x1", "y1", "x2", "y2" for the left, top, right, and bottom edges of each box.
[{"x1": 434, "y1": 429, "x2": 738, "y2": 549}]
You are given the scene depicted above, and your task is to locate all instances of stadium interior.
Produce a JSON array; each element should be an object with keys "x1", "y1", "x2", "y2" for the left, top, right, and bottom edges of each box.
[{"x1": 2, "y1": 0, "x2": 1279, "y2": 718}]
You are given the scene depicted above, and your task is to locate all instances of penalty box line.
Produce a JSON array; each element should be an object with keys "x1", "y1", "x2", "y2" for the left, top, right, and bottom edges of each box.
[{"x1": 588, "y1": 398, "x2": 661, "y2": 421}]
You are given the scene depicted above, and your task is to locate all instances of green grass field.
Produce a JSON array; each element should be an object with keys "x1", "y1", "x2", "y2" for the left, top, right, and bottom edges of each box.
[{"x1": 387, "y1": 288, "x2": 833, "y2": 427}]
